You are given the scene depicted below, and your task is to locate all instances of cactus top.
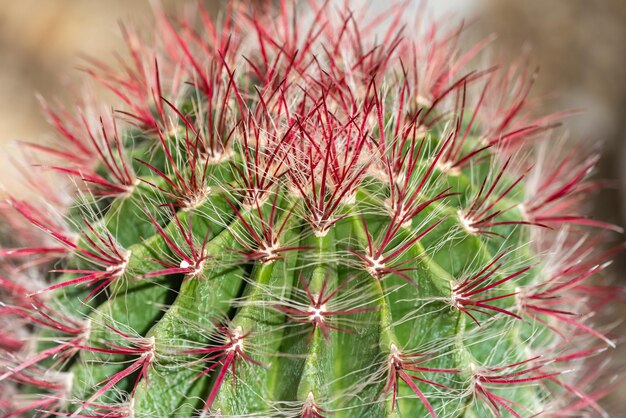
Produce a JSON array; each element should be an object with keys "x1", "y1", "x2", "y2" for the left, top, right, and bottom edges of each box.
[{"x1": 0, "y1": 2, "x2": 622, "y2": 417}]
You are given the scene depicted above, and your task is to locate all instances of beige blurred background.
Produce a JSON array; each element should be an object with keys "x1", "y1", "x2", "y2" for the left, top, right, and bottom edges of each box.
[
  {"x1": 0, "y1": 0, "x2": 189, "y2": 194},
  {"x1": 0, "y1": 0, "x2": 624, "y2": 414}
]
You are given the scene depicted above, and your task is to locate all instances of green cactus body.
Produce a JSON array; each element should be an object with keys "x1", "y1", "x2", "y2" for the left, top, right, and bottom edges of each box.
[{"x1": 0, "y1": 3, "x2": 621, "y2": 418}]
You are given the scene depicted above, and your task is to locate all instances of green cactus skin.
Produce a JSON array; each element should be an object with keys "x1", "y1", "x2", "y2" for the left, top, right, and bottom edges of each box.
[{"x1": 0, "y1": 2, "x2": 622, "y2": 417}]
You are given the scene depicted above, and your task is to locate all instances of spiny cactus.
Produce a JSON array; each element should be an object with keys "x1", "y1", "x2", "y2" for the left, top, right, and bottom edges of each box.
[{"x1": 0, "y1": 2, "x2": 623, "y2": 417}]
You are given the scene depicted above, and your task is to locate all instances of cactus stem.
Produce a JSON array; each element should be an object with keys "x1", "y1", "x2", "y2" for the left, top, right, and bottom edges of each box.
[{"x1": 1, "y1": 1, "x2": 622, "y2": 415}]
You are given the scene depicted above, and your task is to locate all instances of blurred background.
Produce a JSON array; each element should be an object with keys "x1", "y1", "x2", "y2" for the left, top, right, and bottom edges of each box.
[{"x1": 0, "y1": 0, "x2": 624, "y2": 413}]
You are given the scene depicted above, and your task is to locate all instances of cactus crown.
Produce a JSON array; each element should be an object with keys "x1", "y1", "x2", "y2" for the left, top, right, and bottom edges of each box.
[{"x1": 0, "y1": 2, "x2": 621, "y2": 417}]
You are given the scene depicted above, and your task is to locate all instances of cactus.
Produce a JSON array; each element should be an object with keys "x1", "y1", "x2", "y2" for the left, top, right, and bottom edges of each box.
[{"x1": 0, "y1": 2, "x2": 622, "y2": 417}]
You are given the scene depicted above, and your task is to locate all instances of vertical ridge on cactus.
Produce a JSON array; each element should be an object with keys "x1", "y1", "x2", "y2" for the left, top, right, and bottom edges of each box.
[{"x1": 0, "y1": 2, "x2": 623, "y2": 417}]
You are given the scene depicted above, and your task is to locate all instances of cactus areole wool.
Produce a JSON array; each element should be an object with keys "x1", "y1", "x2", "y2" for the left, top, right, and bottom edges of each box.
[{"x1": 0, "y1": 2, "x2": 622, "y2": 417}]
